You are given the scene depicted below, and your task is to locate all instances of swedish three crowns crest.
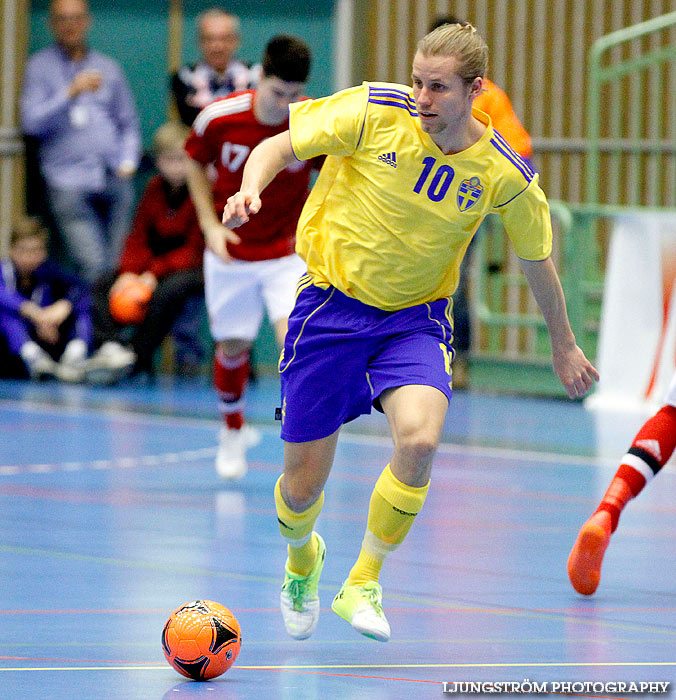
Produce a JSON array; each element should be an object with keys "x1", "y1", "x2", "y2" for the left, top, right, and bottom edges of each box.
[{"x1": 457, "y1": 176, "x2": 483, "y2": 211}]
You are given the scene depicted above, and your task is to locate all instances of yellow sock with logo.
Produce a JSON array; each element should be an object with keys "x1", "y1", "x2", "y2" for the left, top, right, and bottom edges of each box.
[
  {"x1": 347, "y1": 464, "x2": 430, "y2": 585},
  {"x1": 274, "y1": 476, "x2": 325, "y2": 576}
]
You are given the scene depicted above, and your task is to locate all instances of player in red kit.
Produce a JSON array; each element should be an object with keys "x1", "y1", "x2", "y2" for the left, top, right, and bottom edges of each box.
[
  {"x1": 186, "y1": 35, "x2": 315, "y2": 479},
  {"x1": 568, "y1": 368, "x2": 676, "y2": 595}
]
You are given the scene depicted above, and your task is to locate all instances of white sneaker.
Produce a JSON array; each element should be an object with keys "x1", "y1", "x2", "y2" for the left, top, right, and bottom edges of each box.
[
  {"x1": 56, "y1": 339, "x2": 87, "y2": 383},
  {"x1": 21, "y1": 342, "x2": 58, "y2": 380},
  {"x1": 55, "y1": 360, "x2": 86, "y2": 383},
  {"x1": 85, "y1": 341, "x2": 136, "y2": 385},
  {"x1": 241, "y1": 424, "x2": 262, "y2": 449},
  {"x1": 216, "y1": 427, "x2": 248, "y2": 480},
  {"x1": 29, "y1": 352, "x2": 59, "y2": 380}
]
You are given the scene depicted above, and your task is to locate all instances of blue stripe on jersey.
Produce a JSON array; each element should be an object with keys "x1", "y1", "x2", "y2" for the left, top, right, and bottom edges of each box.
[
  {"x1": 493, "y1": 129, "x2": 535, "y2": 176},
  {"x1": 368, "y1": 98, "x2": 418, "y2": 116},
  {"x1": 369, "y1": 93, "x2": 416, "y2": 110},
  {"x1": 492, "y1": 130, "x2": 534, "y2": 177},
  {"x1": 368, "y1": 86, "x2": 417, "y2": 115},
  {"x1": 490, "y1": 137, "x2": 533, "y2": 183},
  {"x1": 369, "y1": 86, "x2": 416, "y2": 104}
]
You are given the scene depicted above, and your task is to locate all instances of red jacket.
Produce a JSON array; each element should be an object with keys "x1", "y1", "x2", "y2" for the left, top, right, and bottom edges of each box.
[{"x1": 118, "y1": 176, "x2": 204, "y2": 279}]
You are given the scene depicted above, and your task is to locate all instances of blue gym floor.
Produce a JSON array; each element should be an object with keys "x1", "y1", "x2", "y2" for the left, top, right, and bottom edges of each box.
[{"x1": 0, "y1": 374, "x2": 674, "y2": 699}]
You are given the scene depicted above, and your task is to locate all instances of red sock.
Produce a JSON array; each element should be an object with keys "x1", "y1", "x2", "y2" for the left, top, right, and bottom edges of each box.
[
  {"x1": 596, "y1": 404, "x2": 676, "y2": 532},
  {"x1": 213, "y1": 348, "x2": 250, "y2": 430}
]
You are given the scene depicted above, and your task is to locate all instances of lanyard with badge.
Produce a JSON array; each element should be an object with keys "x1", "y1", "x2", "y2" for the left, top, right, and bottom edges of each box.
[{"x1": 64, "y1": 54, "x2": 91, "y2": 128}]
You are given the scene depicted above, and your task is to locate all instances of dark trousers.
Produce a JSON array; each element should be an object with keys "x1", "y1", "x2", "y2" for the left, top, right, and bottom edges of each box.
[{"x1": 92, "y1": 269, "x2": 205, "y2": 373}]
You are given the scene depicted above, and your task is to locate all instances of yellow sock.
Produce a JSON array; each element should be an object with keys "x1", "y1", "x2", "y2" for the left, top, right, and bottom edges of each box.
[
  {"x1": 347, "y1": 464, "x2": 430, "y2": 585},
  {"x1": 274, "y1": 476, "x2": 324, "y2": 576}
]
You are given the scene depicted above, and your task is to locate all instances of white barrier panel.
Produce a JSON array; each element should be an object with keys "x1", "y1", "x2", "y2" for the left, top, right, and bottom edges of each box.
[{"x1": 585, "y1": 213, "x2": 676, "y2": 411}]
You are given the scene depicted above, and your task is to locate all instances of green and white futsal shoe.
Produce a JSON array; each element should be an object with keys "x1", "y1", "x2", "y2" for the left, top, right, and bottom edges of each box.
[
  {"x1": 331, "y1": 580, "x2": 391, "y2": 642},
  {"x1": 280, "y1": 534, "x2": 326, "y2": 640}
]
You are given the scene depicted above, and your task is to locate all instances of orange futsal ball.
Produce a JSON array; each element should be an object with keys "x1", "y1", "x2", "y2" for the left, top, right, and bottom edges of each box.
[
  {"x1": 162, "y1": 600, "x2": 242, "y2": 681},
  {"x1": 109, "y1": 278, "x2": 152, "y2": 324}
]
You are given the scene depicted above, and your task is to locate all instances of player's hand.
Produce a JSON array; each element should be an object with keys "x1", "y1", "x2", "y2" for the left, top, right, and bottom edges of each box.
[
  {"x1": 222, "y1": 191, "x2": 262, "y2": 229},
  {"x1": 204, "y1": 221, "x2": 241, "y2": 262},
  {"x1": 552, "y1": 341, "x2": 600, "y2": 399}
]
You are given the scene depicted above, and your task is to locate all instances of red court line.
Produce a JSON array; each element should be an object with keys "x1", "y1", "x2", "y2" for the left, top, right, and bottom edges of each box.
[
  {"x1": 228, "y1": 667, "x2": 637, "y2": 699},
  {"x1": 2, "y1": 606, "x2": 676, "y2": 615},
  {"x1": 0, "y1": 659, "x2": 638, "y2": 698},
  {"x1": 383, "y1": 606, "x2": 676, "y2": 614},
  {"x1": 270, "y1": 667, "x2": 439, "y2": 684},
  {"x1": 251, "y1": 670, "x2": 635, "y2": 700},
  {"x1": 0, "y1": 656, "x2": 159, "y2": 665},
  {"x1": 0, "y1": 661, "x2": 440, "y2": 688}
]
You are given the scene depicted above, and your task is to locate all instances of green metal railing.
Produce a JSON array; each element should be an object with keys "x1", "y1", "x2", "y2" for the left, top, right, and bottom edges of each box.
[
  {"x1": 470, "y1": 13, "x2": 676, "y2": 395},
  {"x1": 471, "y1": 201, "x2": 603, "y2": 396},
  {"x1": 586, "y1": 12, "x2": 676, "y2": 207}
]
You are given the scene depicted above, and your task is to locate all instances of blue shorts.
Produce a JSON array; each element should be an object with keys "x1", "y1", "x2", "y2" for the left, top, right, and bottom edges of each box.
[{"x1": 279, "y1": 283, "x2": 455, "y2": 442}]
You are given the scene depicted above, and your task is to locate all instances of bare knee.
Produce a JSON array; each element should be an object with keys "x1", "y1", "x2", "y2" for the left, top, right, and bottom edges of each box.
[
  {"x1": 391, "y1": 426, "x2": 440, "y2": 485},
  {"x1": 281, "y1": 436, "x2": 338, "y2": 512},
  {"x1": 381, "y1": 385, "x2": 448, "y2": 486},
  {"x1": 395, "y1": 433, "x2": 438, "y2": 464},
  {"x1": 281, "y1": 475, "x2": 323, "y2": 513}
]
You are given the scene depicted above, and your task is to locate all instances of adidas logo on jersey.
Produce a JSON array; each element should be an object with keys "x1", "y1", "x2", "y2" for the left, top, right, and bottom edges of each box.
[{"x1": 377, "y1": 152, "x2": 397, "y2": 168}]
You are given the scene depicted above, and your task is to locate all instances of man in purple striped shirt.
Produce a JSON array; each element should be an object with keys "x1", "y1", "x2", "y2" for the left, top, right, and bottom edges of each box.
[{"x1": 20, "y1": 0, "x2": 141, "y2": 284}]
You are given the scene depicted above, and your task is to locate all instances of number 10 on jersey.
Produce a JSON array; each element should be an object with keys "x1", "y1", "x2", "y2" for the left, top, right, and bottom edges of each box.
[{"x1": 413, "y1": 157, "x2": 455, "y2": 202}]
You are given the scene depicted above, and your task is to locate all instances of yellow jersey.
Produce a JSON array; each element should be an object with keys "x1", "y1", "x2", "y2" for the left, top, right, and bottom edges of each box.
[{"x1": 289, "y1": 82, "x2": 551, "y2": 311}]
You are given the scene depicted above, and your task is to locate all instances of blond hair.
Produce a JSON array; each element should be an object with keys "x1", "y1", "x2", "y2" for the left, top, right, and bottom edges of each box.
[
  {"x1": 417, "y1": 22, "x2": 488, "y2": 84},
  {"x1": 152, "y1": 122, "x2": 190, "y2": 155},
  {"x1": 10, "y1": 216, "x2": 48, "y2": 247}
]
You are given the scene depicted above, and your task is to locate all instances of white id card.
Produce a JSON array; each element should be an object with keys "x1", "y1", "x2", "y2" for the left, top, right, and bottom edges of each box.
[{"x1": 69, "y1": 104, "x2": 89, "y2": 128}]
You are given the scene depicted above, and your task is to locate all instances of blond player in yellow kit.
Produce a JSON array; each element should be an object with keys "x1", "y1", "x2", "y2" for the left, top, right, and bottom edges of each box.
[{"x1": 223, "y1": 23, "x2": 599, "y2": 642}]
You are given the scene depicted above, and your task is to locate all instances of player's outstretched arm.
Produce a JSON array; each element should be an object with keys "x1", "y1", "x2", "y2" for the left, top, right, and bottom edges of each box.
[
  {"x1": 187, "y1": 158, "x2": 241, "y2": 261},
  {"x1": 222, "y1": 132, "x2": 298, "y2": 229},
  {"x1": 519, "y1": 257, "x2": 600, "y2": 399}
]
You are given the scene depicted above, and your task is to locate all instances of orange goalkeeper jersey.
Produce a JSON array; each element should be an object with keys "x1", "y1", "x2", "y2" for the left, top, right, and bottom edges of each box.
[{"x1": 475, "y1": 79, "x2": 532, "y2": 159}]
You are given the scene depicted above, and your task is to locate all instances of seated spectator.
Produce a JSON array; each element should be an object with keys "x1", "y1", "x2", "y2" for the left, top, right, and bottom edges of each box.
[
  {"x1": 91, "y1": 122, "x2": 206, "y2": 379},
  {"x1": 20, "y1": 0, "x2": 141, "y2": 283},
  {"x1": 0, "y1": 216, "x2": 133, "y2": 384},
  {"x1": 171, "y1": 7, "x2": 258, "y2": 126},
  {"x1": 0, "y1": 216, "x2": 89, "y2": 381}
]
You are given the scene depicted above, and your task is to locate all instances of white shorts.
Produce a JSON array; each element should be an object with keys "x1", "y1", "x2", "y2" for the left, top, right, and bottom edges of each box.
[{"x1": 204, "y1": 250, "x2": 306, "y2": 341}]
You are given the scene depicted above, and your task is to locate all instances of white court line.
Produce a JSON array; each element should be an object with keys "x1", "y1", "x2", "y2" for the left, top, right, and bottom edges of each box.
[
  {"x1": 0, "y1": 447, "x2": 217, "y2": 476},
  {"x1": 4, "y1": 396, "x2": 672, "y2": 475}
]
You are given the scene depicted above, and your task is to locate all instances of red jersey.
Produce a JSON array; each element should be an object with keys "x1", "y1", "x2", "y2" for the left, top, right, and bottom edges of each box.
[
  {"x1": 185, "y1": 89, "x2": 315, "y2": 261},
  {"x1": 118, "y1": 176, "x2": 204, "y2": 279}
]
